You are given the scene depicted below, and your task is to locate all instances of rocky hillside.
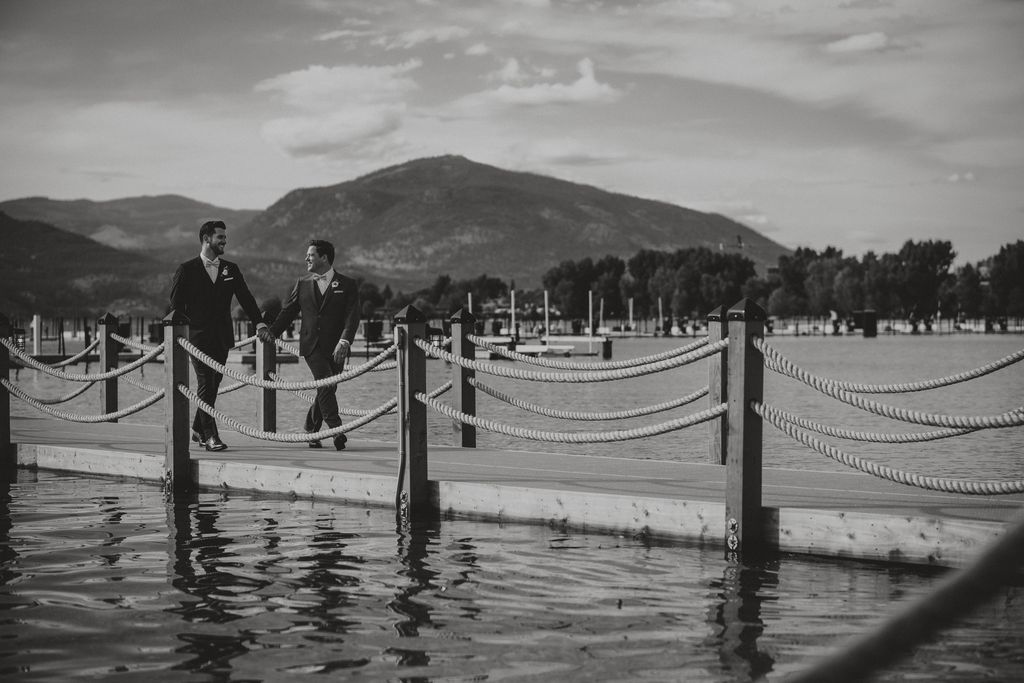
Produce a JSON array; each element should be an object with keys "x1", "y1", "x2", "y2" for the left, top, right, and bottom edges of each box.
[{"x1": 235, "y1": 155, "x2": 790, "y2": 291}]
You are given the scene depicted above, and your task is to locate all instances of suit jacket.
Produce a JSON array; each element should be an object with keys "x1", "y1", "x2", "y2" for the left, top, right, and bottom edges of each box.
[
  {"x1": 270, "y1": 270, "x2": 361, "y2": 357},
  {"x1": 169, "y1": 256, "x2": 264, "y2": 354}
]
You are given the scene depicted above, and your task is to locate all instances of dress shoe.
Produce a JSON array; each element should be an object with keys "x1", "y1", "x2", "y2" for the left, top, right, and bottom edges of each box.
[
  {"x1": 191, "y1": 430, "x2": 203, "y2": 444},
  {"x1": 203, "y1": 436, "x2": 227, "y2": 452},
  {"x1": 307, "y1": 440, "x2": 322, "y2": 449},
  {"x1": 333, "y1": 433, "x2": 347, "y2": 451}
]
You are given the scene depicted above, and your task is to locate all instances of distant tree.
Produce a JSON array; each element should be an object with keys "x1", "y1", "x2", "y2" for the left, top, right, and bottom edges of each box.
[
  {"x1": 987, "y1": 240, "x2": 1024, "y2": 316},
  {"x1": 894, "y1": 240, "x2": 956, "y2": 319},
  {"x1": 951, "y1": 264, "x2": 984, "y2": 319}
]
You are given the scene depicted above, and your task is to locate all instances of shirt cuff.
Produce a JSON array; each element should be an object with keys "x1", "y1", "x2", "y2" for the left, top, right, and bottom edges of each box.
[{"x1": 256, "y1": 323, "x2": 268, "y2": 330}]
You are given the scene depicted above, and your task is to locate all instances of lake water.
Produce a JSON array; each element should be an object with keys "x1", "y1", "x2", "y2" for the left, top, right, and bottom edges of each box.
[
  {"x1": 2, "y1": 470, "x2": 1023, "y2": 682},
  {"x1": 4, "y1": 333, "x2": 1024, "y2": 680}
]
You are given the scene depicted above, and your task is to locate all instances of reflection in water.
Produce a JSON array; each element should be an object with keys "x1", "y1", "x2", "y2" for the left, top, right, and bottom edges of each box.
[
  {"x1": 1, "y1": 471, "x2": 1022, "y2": 682},
  {"x1": 707, "y1": 560, "x2": 778, "y2": 682}
]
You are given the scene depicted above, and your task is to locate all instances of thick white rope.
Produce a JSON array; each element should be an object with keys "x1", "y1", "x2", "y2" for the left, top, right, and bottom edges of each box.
[
  {"x1": 118, "y1": 373, "x2": 162, "y2": 394},
  {"x1": 416, "y1": 336, "x2": 728, "y2": 383},
  {"x1": 755, "y1": 401, "x2": 1024, "y2": 494},
  {"x1": 757, "y1": 337, "x2": 1024, "y2": 394},
  {"x1": 469, "y1": 377, "x2": 709, "y2": 421},
  {"x1": 2, "y1": 337, "x2": 164, "y2": 381},
  {"x1": 467, "y1": 334, "x2": 710, "y2": 370},
  {"x1": 176, "y1": 384, "x2": 397, "y2": 441},
  {"x1": 763, "y1": 404, "x2": 976, "y2": 443},
  {"x1": 2, "y1": 377, "x2": 165, "y2": 423},
  {"x1": 177, "y1": 337, "x2": 396, "y2": 391},
  {"x1": 110, "y1": 333, "x2": 161, "y2": 354},
  {"x1": 5, "y1": 379, "x2": 98, "y2": 405},
  {"x1": 416, "y1": 392, "x2": 727, "y2": 443},
  {"x1": 47, "y1": 338, "x2": 102, "y2": 367}
]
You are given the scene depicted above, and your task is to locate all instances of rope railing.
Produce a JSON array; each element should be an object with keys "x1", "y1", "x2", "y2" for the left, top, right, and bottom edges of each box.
[
  {"x1": 1, "y1": 337, "x2": 164, "y2": 382},
  {"x1": 47, "y1": 338, "x2": 102, "y2": 367},
  {"x1": 467, "y1": 334, "x2": 710, "y2": 370},
  {"x1": 110, "y1": 333, "x2": 161, "y2": 354},
  {"x1": 279, "y1": 374, "x2": 451, "y2": 416},
  {"x1": 12, "y1": 379, "x2": 98, "y2": 405},
  {"x1": 416, "y1": 391, "x2": 728, "y2": 443},
  {"x1": 176, "y1": 383, "x2": 397, "y2": 441},
  {"x1": 761, "y1": 403, "x2": 977, "y2": 443},
  {"x1": 469, "y1": 377, "x2": 709, "y2": 421},
  {"x1": 2, "y1": 377, "x2": 165, "y2": 423},
  {"x1": 118, "y1": 373, "x2": 162, "y2": 394},
  {"x1": 416, "y1": 336, "x2": 728, "y2": 383},
  {"x1": 756, "y1": 336, "x2": 1024, "y2": 394},
  {"x1": 177, "y1": 337, "x2": 397, "y2": 391},
  {"x1": 754, "y1": 400, "x2": 1024, "y2": 495},
  {"x1": 756, "y1": 337, "x2": 1024, "y2": 430}
]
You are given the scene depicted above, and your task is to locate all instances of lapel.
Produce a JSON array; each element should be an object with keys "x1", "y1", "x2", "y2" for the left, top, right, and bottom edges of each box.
[{"x1": 313, "y1": 270, "x2": 339, "y2": 313}]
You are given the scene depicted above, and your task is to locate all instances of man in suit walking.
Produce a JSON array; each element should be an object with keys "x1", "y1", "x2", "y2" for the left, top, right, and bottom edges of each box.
[
  {"x1": 258, "y1": 239, "x2": 360, "y2": 450},
  {"x1": 169, "y1": 220, "x2": 267, "y2": 451}
]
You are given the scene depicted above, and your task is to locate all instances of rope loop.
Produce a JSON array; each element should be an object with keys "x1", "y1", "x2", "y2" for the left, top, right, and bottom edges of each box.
[
  {"x1": 176, "y1": 383, "x2": 397, "y2": 440},
  {"x1": 754, "y1": 400, "x2": 1024, "y2": 495},
  {"x1": 416, "y1": 391, "x2": 727, "y2": 443},
  {"x1": 2, "y1": 377, "x2": 165, "y2": 422},
  {"x1": 47, "y1": 338, "x2": 102, "y2": 367},
  {"x1": 2, "y1": 337, "x2": 164, "y2": 381},
  {"x1": 416, "y1": 336, "x2": 728, "y2": 383},
  {"x1": 466, "y1": 334, "x2": 710, "y2": 370},
  {"x1": 469, "y1": 377, "x2": 709, "y2": 421}
]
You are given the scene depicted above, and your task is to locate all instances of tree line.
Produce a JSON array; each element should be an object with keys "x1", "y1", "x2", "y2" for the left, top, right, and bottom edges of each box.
[{"x1": 361, "y1": 239, "x2": 1024, "y2": 324}]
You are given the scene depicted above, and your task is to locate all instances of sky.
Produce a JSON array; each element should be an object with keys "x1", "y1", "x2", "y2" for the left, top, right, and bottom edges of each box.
[{"x1": 1, "y1": 0, "x2": 1022, "y2": 264}]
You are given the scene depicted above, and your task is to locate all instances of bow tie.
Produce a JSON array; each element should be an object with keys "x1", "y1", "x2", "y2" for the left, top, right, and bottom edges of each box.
[
  {"x1": 203, "y1": 258, "x2": 221, "y2": 269},
  {"x1": 312, "y1": 273, "x2": 328, "y2": 282}
]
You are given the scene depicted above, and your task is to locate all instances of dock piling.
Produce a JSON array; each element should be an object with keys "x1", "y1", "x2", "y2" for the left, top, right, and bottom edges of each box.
[
  {"x1": 256, "y1": 336, "x2": 276, "y2": 432},
  {"x1": 395, "y1": 305, "x2": 429, "y2": 518},
  {"x1": 707, "y1": 306, "x2": 727, "y2": 465},
  {"x1": 162, "y1": 313, "x2": 193, "y2": 494},
  {"x1": 450, "y1": 308, "x2": 477, "y2": 448},
  {"x1": 1, "y1": 313, "x2": 10, "y2": 463},
  {"x1": 97, "y1": 313, "x2": 120, "y2": 422},
  {"x1": 724, "y1": 299, "x2": 766, "y2": 556}
]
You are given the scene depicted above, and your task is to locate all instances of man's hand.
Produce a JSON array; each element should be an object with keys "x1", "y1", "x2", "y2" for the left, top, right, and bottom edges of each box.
[
  {"x1": 257, "y1": 328, "x2": 274, "y2": 344},
  {"x1": 333, "y1": 339, "x2": 351, "y2": 366}
]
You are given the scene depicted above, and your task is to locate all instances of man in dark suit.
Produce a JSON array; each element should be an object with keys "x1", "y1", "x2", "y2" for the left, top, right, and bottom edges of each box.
[
  {"x1": 258, "y1": 239, "x2": 360, "y2": 451},
  {"x1": 169, "y1": 220, "x2": 267, "y2": 451}
]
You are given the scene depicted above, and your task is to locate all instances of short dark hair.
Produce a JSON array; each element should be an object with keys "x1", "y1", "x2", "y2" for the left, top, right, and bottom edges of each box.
[
  {"x1": 308, "y1": 239, "x2": 335, "y2": 264},
  {"x1": 199, "y1": 220, "x2": 226, "y2": 242}
]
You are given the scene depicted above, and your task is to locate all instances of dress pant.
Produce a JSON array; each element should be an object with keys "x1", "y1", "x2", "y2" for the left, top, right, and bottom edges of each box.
[
  {"x1": 303, "y1": 346, "x2": 343, "y2": 433},
  {"x1": 190, "y1": 345, "x2": 229, "y2": 439}
]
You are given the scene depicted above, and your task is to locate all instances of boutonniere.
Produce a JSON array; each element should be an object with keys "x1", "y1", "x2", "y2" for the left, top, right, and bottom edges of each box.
[
  {"x1": 331, "y1": 280, "x2": 339, "y2": 289},
  {"x1": 221, "y1": 267, "x2": 230, "y2": 277}
]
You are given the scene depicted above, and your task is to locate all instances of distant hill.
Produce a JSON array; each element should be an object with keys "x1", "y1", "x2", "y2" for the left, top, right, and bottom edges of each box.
[
  {"x1": 0, "y1": 212, "x2": 170, "y2": 316},
  {"x1": 236, "y1": 155, "x2": 790, "y2": 292},
  {"x1": 0, "y1": 194, "x2": 259, "y2": 262}
]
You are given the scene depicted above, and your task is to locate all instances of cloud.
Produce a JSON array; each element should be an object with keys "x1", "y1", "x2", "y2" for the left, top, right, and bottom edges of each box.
[
  {"x1": 456, "y1": 57, "x2": 621, "y2": 112},
  {"x1": 825, "y1": 31, "x2": 889, "y2": 53},
  {"x1": 255, "y1": 60, "x2": 422, "y2": 158},
  {"x1": 946, "y1": 171, "x2": 976, "y2": 184},
  {"x1": 465, "y1": 42, "x2": 490, "y2": 55},
  {"x1": 378, "y1": 25, "x2": 470, "y2": 49}
]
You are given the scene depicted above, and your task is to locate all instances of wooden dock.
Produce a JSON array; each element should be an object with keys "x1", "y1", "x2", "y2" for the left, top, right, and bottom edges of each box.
[{"x1": 9, "y1": 414, "x2": 1023, "y2": 569}]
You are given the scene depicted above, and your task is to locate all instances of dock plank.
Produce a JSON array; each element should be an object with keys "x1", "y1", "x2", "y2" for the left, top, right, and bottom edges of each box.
[{"x1": 8, "y1": 415, "x2": 1023, "y2": 568}]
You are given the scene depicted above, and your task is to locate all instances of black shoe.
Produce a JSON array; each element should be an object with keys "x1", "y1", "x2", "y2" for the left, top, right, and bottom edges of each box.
[
  {"x1": 333, "y1": 433, "x2": 347, "y2": 451},
  {"x1": 191, "y1": 430, "x2": 203, "y2": 444},
  {"x1": 203, "y1": 436, "x2": 227, "y2": 452},
  {"x1": 307, "y1": 440, "x2": 322, "y2": 449}
]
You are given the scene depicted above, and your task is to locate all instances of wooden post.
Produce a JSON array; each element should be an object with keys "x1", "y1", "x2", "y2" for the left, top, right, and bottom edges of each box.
[
  {"x1": 97, "y1": 313, "x2": 119, "y2": 423},
  {"x1": 449, "y1": 308, "x2": 477, "y2": 448},
  {"x1": 162, "y1": 312, "x2": 193, "y2": 495},
  {"x1": 724, "y1": 298, "x2": 765, "y2": 556},
  {"x1": 707, "y1": 306, "x2": 727, "y2": 465},
  {"x1": 394, "y1": 305, "x2": 429, "y2": 519},
  {"x1": 0, "y1": 313, "x2": 11, "y2": 464},
  {"x1": 256, "y1": 335, "x2": 276, "y2": 432}
]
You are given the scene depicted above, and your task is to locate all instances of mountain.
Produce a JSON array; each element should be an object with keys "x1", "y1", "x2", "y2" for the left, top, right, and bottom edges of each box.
[
  {"x1": 236, "y1": 155, "x2": 790, "y2": 292},
  {"x1": 0, "y1": 195, "x2": 260, "y2": 262},
  {"x1": 0, "y1": 212, "x2": 171, "y2": 316}
]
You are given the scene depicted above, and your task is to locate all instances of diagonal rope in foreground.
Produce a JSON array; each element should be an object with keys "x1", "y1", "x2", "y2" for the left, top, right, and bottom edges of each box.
[
  {"x1": 755, "y1": 400, "x2": 1024, "y2": 495},
  {"x1": 2, "y1": 337, "x2": 164, "y2": 382},
  {"x1": 417, "y1": 391, "x2": 727, "y2": 443}
]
